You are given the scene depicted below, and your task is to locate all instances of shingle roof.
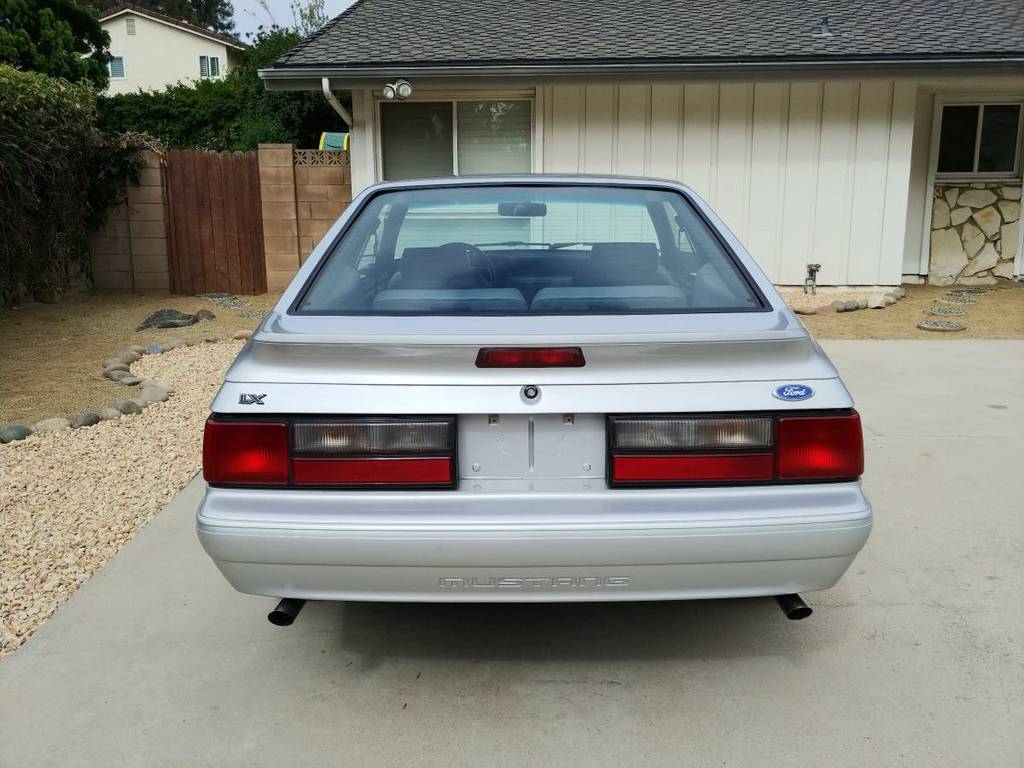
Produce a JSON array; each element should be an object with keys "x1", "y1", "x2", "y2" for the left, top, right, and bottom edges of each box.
[
  {"x1": 99, "y1": 4, "x2": 245, "y2": 50},
  {"x1": 274, "y1": 0, "x2": 1024, "y2": 70}
]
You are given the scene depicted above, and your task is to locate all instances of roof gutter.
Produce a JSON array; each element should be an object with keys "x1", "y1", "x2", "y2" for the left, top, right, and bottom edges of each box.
[
  {"x1": 320, "y1": 77, "x2": 352, "y2": 129},
  {"x1": 260, "y1": 54, "x2": 1024, "y2": 83}
]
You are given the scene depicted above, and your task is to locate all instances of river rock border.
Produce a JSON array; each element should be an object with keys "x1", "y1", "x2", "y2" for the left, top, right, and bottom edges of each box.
[
  {"x1": 0, "y1": 329, "x2": 253, "y2": 444},
  {"x1": 791, "y1": 286, "x2": 908, "y2": 316}
]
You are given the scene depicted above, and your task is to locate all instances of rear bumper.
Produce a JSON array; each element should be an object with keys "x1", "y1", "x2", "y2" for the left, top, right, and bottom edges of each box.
[{"x1": 196, "y1": 481, "x2": 872, "y2": 602}]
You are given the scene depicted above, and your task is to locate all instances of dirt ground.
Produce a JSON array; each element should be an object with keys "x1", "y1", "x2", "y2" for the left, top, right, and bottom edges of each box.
[
  {"x1": 1, "y1": 283, "x2": 1022, "y2": 426},
  {"x1": 0, "y1": 291, "x2": 279, "y2": 426},
  {"x1": 799, "y1": 282, "x2": 1024, "y2": 340}
]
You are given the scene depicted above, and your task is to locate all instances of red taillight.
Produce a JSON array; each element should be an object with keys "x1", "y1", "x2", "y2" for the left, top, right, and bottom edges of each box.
[
  {"x1": 777, "y1": 412, "x2": 863, "y2": 480},
  {"x1": 476, "y1": 347, "x2": 585, "y2": 368},
  {"x1": 293, "y1": 457, "x2": 453, "y2": 486},
  {"x1": 612, "y1": 454, "x2": 775, "y2": 484},
  {"x1": 609, "y1": 412, "x2": 863, "y2": 487},
  {"x1": 203, "y1": 420, "x2": 289, "y2": 485}
]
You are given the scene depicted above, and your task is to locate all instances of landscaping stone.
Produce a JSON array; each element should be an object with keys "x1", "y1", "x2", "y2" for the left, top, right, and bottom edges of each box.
[
  {"x1": 33, "y1": 418, "x2": 70, "y2": 433},
  {"x1": 963, "y1": 243, "x2": 999, "y2": 276},
  {"x1": 844, "y1": 301, "x2": 859, "y2": 311},
  {"x1": 882, "y1": 294, "x2": 896, "y2": 306},
  {"x1": 106, "y1": 370, "x2": 132, "y2": 382},
  {"x1": 115, "y1": 400, "x2": 143, "y2": 415},
  {"x1": 938, "y1": 295, "x2": 977, "y2": 305},
  {"x1": 166, "y1": 340, "x2": 187, "y2": 350},
  {"x1": 119, "y1": 376, "x2": 142, "y2": 386},
  {"x1": 139, "y1": 378, "x2": 174, "y2": 394},
  {"x1": 931, "y1": 198, "x2": 950, "y2": 229},
  {"x1": 240, "y1": 309, "x2": 270, "y2": 319},
  {"x1": 957, "y1": 273, "x2": 998, "y2": 286},
  {"x1": 195, "y1": 308, "x2": 216, "y2": 321},
  {"x1": 136, "y1": 309, "x2": 201, "y2": 331},
  {"x1": 856, "y1": 299, "x2": 868, "y2": 309},
  {"x1": 0, "y1": 425, "x2": 33, "y2": 444},
  {"x1": 130, "y1": 398, "x2": 149, "y2": 410},
  {"x1": 196, "y1": 292, "x2": 234, "y2": 299},
  {"x1": 867, "y1": 294, "x2": 886, "y2": 309},
  {"x1": 202, "y1": 335, "x2": 218, "y2": 343},
  {"x1": 816, "y1": 302, "x2": 837, "y2": 314},
  {"x1": 917, "y1": 319, "x2": 966, "y2": 332},
  {"x1": 115, "y1": 350, "x2": 141, "y2": 365},
  {"x1": 232, "y1": 329, "x2": 252, "y2": 340},
  {"x1": 139, "y1": 386, "x2": 169, "y2": 404},
  {"x1": 128, "y1": 345, "x2": 147, "y2": 356},
  {"x1": 70, "y1": 412, "x2": 101, "y2": 429},
  {"x1": 960, "y1": 222, "x2": 986, "y2": 257},
  {"x1": 98, "y1": 408, "x2": 123, "y2": 421},
  {"x1": 927, "y1": 306, "x2": 967, "y2": 316},
  {"x1": 103, "y1": 364, "x2": 130, "y2": 377},
  {"x1": 993, "y1": 260, "x2": 1015, "y2": 279},
  {"x1": 145, "y1": 343, "x2": 165, "y2": 355},
  {"x1": 929, "y1": 228, "x2": 967, "y2": 284}
]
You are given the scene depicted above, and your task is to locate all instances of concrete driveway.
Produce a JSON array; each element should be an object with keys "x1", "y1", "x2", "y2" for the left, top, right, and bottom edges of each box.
[{"x1": 2, "y1": 340, "x2": 1022, "y2": 768}]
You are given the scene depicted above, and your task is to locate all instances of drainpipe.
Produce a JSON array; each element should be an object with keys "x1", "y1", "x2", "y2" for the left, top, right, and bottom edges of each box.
[{"x1": 321, "y1": 77, "x2": 352, "y2": 129}]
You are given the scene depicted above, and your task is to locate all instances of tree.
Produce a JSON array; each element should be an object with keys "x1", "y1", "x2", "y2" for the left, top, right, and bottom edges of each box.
[
  {"x1": 83, "y1": 0, "x2": 235, "y2": 33},
  {"x1": 0, "y1": 0, "x2": 110, "y2": 89}
]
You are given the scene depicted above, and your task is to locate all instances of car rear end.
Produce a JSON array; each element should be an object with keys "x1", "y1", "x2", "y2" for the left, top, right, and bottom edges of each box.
[{"x1": 197, "y1": 176, "x2": 871, "y2": 606}]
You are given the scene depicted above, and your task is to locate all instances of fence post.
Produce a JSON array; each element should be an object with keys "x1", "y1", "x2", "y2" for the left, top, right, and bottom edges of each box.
[{"x1": 258, "y1": 143, "x2": 300, "y2": 290}]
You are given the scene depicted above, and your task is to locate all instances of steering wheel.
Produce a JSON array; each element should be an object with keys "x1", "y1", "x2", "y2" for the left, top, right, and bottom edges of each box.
[{"x1": 438, "y1": 241, "x2": 495, "y2": 286}]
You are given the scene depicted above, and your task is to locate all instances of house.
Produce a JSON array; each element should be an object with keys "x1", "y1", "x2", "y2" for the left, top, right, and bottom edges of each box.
[
  {"x1": 99, "y1": 4, "x2": 245, "y2": 95},
  {"x1": 259, "y1": 0, "x2": 1024, "y2": 287}
]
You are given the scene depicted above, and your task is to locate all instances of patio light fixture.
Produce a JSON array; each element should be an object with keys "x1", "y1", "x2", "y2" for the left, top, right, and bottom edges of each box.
[{"x1": 382, "y1": 79, "x2": 414, "y2": 100}]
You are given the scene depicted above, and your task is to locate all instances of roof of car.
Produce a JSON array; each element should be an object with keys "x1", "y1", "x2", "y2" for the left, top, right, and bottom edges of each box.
[{"x1": 272, "y1": 0, "x2": 1024, "y2": 70}]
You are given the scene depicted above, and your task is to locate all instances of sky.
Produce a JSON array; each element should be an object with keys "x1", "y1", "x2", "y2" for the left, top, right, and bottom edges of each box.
[{"x1": 232, "y1": 0, "x2": 353, "y2": 38}]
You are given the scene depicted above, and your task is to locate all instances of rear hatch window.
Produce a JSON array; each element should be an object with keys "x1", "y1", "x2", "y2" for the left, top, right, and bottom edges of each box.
[{"x1": 295, "y1": 185, "x2": 764, "y2": 315}]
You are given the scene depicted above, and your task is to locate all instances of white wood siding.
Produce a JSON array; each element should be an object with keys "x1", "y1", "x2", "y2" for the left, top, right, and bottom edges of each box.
[{"x1": 540, "y1": 81, "x2": 918, "y2": 285}]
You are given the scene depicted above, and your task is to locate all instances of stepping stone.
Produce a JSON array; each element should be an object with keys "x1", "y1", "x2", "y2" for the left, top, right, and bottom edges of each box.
[
  {"x1": 196, "y1": 292, "x2": 235, "y2": 300},
  {"x1": 918, "y1": 319, "x2": 966, "y2": 332},
  {"x1": 938, "y1": 295, "x2": 977, "y2": 305},
  {"x1": 926, "y1": 306, "x2": 967, "y2": 316}
]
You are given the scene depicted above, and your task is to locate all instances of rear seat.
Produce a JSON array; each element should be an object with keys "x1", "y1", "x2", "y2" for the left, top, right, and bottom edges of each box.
[
  {"x1": 530, "y1": 286, "x2": 687, "y2": 311},
  {"x1": 372, "y1": 289, "x2": 528, "y2": 312},
  {"x1": 575, "y1": 242, "x2": 673, "y2": 286}
]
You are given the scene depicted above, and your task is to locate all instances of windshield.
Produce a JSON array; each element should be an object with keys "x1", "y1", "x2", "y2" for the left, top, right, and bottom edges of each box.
[{"x1": 295, "y1": 185, "x2": 763, "y2": 315}]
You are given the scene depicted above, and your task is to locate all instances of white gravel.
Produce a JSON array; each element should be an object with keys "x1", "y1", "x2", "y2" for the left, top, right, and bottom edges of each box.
[{"x1": 0, "y1": 340, "x2": 243, "y2": 657}]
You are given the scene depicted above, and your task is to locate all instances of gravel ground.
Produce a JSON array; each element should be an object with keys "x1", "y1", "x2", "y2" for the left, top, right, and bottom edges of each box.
[{"x1": 0, "y1": 340, "x2": 244, "y2": 657}]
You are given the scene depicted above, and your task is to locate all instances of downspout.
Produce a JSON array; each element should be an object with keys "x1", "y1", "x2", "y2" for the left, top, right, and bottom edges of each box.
[{"x1": 321, "y1": 77, "x2": 352, "y2": 129}]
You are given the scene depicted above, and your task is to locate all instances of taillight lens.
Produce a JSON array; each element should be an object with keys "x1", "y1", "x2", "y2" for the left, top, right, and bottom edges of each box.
[
  {"x1": 476, "y1": 347, "x2": 585, "y2": 368},
  {"x1": 203, "y1": 421, "x2": 289, "y2": 485},
  {"x1": 777, "y1": 412, "x2": 863, "y2": 480},
  {"x1": 609, "y1": 412, "x2": 863, "y2": 487},
  {"x1": 292, "y1": 418, "x2": 455, "y2": 488}
]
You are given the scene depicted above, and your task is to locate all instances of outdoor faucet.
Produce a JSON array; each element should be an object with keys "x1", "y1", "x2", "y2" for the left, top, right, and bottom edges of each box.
[{"x1": 804, "y1": 264, "x2": 821, "y2": 295}]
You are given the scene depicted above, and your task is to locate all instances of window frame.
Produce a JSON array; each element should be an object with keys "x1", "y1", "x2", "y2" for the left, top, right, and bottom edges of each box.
[
  {"x1": 374, "y1": 93, "x2": 536, "y2": 181},
  {"x1": 934, "y1": 99, "x2": 1024, "y2": 181},
  {"x1": 198, "y1": 54, "x2": 223, "y2": 80},
  {"x1": 107, "y1": 56, "x2": 126, "y2": 80}
]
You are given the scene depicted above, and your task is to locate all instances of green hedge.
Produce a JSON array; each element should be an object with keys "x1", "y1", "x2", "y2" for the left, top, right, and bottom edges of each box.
[
  {"x1": 0, "y1": 64, "x2": 141, "y2": 304},
  {"x1": 97, "y1": 29, "x2": 343, "y2": 151}
]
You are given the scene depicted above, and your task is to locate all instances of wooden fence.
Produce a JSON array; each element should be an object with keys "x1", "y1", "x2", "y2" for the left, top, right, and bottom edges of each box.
[{"x1": 163, "y1": 150, "x2": 267, "y2": 295}]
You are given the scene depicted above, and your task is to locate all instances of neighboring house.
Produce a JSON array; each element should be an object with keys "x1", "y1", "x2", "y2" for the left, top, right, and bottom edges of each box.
[
  {"x1": 100, "y1": 4, "x2": 244, "y2": 95},
  {"x1": 260, "y1": 0, "x2": 1024, "y2": 287}
]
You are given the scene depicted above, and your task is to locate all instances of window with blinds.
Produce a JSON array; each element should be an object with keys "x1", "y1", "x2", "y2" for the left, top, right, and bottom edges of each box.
[
  {"x1": 199, "y1": 55, "x2": 221, "y2": 79},
  {"x1": 380, "y1": 100, "x2": 532, "y2": 180},
  {"x1": 108, "y1": 56, "x2": 126, "y2": 79}
]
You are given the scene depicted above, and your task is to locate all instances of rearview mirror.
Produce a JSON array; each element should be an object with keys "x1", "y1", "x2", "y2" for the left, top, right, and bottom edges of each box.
[{"x1": 497, "y1": 202, "x2": 547, "y2": 217}]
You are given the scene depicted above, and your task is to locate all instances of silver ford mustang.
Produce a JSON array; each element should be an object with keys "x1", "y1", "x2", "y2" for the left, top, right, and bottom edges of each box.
[{"x1": 197, "y1": 176, "x2": 871, "y2": 624}]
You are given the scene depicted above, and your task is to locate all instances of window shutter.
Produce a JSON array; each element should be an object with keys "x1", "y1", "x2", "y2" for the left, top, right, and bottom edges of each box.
[
  {"x1": 456, "y1": 101, "x2": 532, "y2": 175},
  {"x1": 199, "y1": 56, "x2": 209, "y2": 78}
]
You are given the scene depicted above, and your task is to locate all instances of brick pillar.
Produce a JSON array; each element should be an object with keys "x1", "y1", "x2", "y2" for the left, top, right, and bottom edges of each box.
[
  {"x1": 258, "y1": 143, "x2": 300, "y2": 290},
  {"x1": 296, "y1": 160, "x2": 352, "y2": 262}
]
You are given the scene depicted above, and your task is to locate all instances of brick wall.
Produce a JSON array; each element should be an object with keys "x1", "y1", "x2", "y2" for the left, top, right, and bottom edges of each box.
[
  {"x1": 258, "y1": 144, "x2": 352, "y2": 289},
  {"x1": 89, "y1": 150, "x2": 170, "y2": 292}
]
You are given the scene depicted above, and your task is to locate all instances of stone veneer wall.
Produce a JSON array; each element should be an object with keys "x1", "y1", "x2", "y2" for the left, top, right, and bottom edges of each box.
[{"x1": 929, "y1": 182, "x2": 1020, "y2": 285}]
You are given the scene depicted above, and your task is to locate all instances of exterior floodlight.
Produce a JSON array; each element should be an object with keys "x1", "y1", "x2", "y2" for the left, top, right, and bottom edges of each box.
[{"x1": 382, "y1": 79, "x2": 413, "y2": 100}]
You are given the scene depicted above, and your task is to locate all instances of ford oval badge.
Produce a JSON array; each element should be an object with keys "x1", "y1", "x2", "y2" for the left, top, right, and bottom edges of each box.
[{"x1": 773, "y1": 384, "x2": 814, "y2": 402}]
